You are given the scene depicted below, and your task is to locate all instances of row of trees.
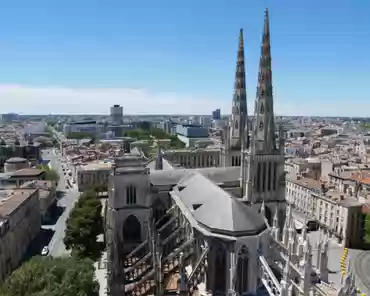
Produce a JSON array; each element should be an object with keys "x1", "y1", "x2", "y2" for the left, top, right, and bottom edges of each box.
[
  {"x1": 151, "y1": 128, "x2": 185, "y2": 149},
  {"x1": 124, "y1": 128, "x2": 185, "y2": 149},
  {"x1": 124, "y1": 129, "x2": 151, "y2": 140},
  {"x1": 64, "y1": 189, "x2": 104, "y2": 261}
]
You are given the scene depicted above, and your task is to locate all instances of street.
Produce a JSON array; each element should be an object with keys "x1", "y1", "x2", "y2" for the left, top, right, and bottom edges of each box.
[
  {"x1": 41, "y1": 148, "x2": 80, "y2": 257},
  {"x1": 350, "y1": 251, "x2": 370, "y2": 295},
  {"x1": 41, "y1": 147, "x2": 108, "y2": 295}
]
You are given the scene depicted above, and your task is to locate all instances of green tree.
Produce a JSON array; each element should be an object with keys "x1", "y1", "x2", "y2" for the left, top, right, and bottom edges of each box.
[
  {"x1": 124, "y1": 129, "x2": 150, "y2": 140},
  {"x1": 364, "y1": 214, "x2": 370, "y2": 244},
  {"x1": 37, "y1": 164, "x2": 60, "y2": 184},
  {"x1": 151, "y1": 128, "x2": 170, "y2": 139},
  {"x1": 169, "y1": 135, "x2": 185, "y2": 149},
  {"x1": 0, "y1": 256, "x2": 99, "y2": 296},
  {"x1": 64, "y1": 190, "x2": 104, "y2": 261}
]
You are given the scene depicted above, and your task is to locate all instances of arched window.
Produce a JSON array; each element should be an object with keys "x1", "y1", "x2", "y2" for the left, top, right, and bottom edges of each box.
[
  {"x1": 126, "y1": 185, "x2": 137, "y2": 205},
  {"x1": 236, "y1": 245, "x2": 249, "y2": 294},
  {"x1": 123, "y1": 215, "x2": 141, "y2": 242},
  {"x1": 259, "y1": 121, "x2": 264, "y2": 130}
]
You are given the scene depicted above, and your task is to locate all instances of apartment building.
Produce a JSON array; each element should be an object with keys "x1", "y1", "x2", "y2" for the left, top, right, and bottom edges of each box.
[
  {"x1": 286, "y1": 176, "x2": 363, "y2": 248},
  {"x1": 21, "y1": 180, "x2": 57, "y2": 219},
  {"x1": 76, "y1": 161, "x2": 112, "y2": 192},
  {"x1": 0, "y1": 189, "x2": 41, "y2": 281}
]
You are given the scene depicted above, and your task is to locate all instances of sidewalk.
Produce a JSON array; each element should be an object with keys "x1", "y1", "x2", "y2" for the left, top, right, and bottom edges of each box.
[{"x1": 95, "y1": 251, "x2": 108, "y2": 296}]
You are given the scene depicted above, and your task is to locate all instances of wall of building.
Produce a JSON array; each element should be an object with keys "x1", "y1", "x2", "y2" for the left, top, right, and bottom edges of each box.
[
  {"x1": 164, "y1": 149, "x2": 221, "y2": 168},
  {"x1": 285, "y1": 179, "x2": 363, "y2": 248},
  {"x1": 176, "y1": 124, "x2": 208, "y2": 138},
  {"x1": 77, "y1": 166, "x2": 111, "y2": 192},
  {"x1": 0, "y1": 189, "x2": 41, "y2": 282}
]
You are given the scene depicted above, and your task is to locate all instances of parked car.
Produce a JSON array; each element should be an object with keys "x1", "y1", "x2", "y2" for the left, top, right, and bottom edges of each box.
[{"x1": 41, "y1": 246, "x2": 49, "y2": 256}]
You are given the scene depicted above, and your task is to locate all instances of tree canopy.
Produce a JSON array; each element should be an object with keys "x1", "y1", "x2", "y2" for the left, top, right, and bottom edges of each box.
[
  {"x1": 124, "y1": 129, "x2": 150, "y2": 140},
  {"x1": 124, "y1": 128, "x2": 185, "y2": 149},
  {"x1": 0, "y1": 256, "x2": 99, "y2": 296},
  {"x1": 364, "y1": 214, "x2": 370, "y2": 244},
  {"x1": 37, "y1": 164, "x2": 60, "y2": 183},
  {"x1": 64, "y1": 190, "x2": 104, "y2": 261},
  {"x1": 150, "y1": 128, "x2": 185, "y2": 149}
]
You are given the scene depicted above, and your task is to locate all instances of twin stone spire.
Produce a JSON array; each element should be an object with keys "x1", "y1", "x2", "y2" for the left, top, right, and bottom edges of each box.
[{"x1": 230, "y1": 9, "x2": 278, "y2": 154}]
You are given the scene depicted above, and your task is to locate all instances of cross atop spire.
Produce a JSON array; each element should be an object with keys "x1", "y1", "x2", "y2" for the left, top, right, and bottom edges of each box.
[
  {"x1": 230, "y1": 28, "x2": 248, "y2": 149},
  {"x1": 252, "y1": 8, "x2": 276, "y2": 153}
]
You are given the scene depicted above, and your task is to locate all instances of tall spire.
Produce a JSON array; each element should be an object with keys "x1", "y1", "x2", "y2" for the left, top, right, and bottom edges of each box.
[
  {"x1": 230, "y1": 28, "x2": 248, "y2": 149},
  {"x1": 252, "y1": 8, "x2": 276, "y2": 153}
]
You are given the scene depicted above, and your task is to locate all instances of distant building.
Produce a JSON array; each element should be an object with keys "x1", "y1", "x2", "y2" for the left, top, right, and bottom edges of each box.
[
  {"x1": 63, "y1": 120, "x2": 104, "y2": 136},
  {"x1": 0, "y1": 113, "x2": 19, "y2": 122},
  {"x1": 76, "y1": 161, "x2": 112, "y2": 192},
  {"x1": 175, "y1": 124, "x2": 208, "y2": 138},
  {"x1": 110, "y1": 104, "x2": 123, "y2": 125},
  {"x1": 4, "y1": 157, "x2": 29, "y2": 173},
  {"x1": 175, "y1": 124, "x2": 209, "y2": 148},
  {"x1": 0, "y1": 141, "x2": 41, "y2": 168},
  {"x1": 212, "y1": 108, "x2": 221, "y2": 120},
  {"x1": 157, "y1": 121, "x2": 175, "y2": 134}
]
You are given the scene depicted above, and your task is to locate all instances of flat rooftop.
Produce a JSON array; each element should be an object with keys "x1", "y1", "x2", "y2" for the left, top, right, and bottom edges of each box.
[
  {"x1": 11, "y1": 168, "x2": 44, "y2": 177},
  {"x1": 78, "y1": 162, "x2": 112, "y2": 171},
  {"x1": 0, "y1": 189, "x2": 37, "y2": 217}
]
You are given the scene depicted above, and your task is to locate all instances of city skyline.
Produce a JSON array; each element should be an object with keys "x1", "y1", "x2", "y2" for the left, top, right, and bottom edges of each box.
[{"x1": 0, "y1": 0, "x2": 369, "y2": 116}]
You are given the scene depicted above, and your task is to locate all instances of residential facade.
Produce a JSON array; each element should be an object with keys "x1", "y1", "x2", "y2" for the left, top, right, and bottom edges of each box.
[{"x1": 0, "y1": 189, "x2": 41, "y2": 281}]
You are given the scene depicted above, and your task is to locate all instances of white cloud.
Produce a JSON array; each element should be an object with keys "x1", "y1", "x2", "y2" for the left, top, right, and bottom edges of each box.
[
  {"x1": 0, "y1": 84, "x2": 230, "y2": 115},
  {"x1": 0, "y1": 84, "x2": 364, "y2": 117}
]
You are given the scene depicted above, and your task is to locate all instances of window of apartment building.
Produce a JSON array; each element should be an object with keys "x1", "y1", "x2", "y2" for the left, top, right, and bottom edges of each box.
[{"x1": 126, "y1": 185, "x2": 137, "y2": 205}]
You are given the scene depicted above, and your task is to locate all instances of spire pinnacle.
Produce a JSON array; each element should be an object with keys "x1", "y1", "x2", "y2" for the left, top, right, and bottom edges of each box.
[
  {"x1": 239, "y1": 28, "x2": 244, "y2": 49},
  {"x1": 252, "y1": 8, "x2": 276, "y2": 153},
  {"x1": 155, "y1": 143, "x2": 163, "y2": 170},
  {"x1": 230, "y1": 28, "x2": 248, "y2": 149}
]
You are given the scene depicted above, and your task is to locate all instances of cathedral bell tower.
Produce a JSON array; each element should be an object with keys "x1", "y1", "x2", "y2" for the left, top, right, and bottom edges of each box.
[
  {"x1": 242, "y1": 9, "x2": 286, "y2": 226},
  {"x1": 221, "y1": 29, "x2": 248, "y2": 167}
]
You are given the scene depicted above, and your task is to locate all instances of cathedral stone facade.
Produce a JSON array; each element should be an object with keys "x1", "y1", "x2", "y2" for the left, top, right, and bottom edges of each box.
[{"x1": 105, "y1": 9, "x2": 358, "y2": 296}]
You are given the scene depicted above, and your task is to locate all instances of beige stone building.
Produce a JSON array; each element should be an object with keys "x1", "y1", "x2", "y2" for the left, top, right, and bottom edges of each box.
[
  {"x1": 0, "y1": 189, "x2": 41, "y2": 281},
  {"x1": 162, "y1": 147, "x2": 221, "y2": 168},
  {"x1": 8, "y1": 168, "x2": 45, "y2": 187},
  {"x1": 20, "y1": 180, "x2": 56, "y2": 218},
  {"x1": 285, "y1": 176, "x2": 363, "y2": 248},
  {"x1": 76, "y1": 161, "x2": 112, "y2": 192}
]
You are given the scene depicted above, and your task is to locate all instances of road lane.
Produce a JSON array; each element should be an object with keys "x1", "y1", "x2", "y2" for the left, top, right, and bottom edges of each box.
[
  {"x1": 351, "y1": 251, "x2": 370, "y2": 295},
  {"x1": 41, "y1": 149, "x2": 80, "y2": 257}
]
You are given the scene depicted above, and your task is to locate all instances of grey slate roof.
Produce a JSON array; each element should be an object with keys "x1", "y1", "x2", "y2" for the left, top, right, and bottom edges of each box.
[
  {"x1": 146, "y1": 158, "x2": 176, "y2": 171},
  {"x1": 150, "y1": 166, "x2": 241, "y2": 186},
  {"x1": 174, "y1": 173, "x2": 266, "y2": 237}
]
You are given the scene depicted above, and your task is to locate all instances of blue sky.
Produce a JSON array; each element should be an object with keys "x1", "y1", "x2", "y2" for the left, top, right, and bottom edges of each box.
[{"x1": 0, "y1": 0, "x2": 369, "y2": 116}]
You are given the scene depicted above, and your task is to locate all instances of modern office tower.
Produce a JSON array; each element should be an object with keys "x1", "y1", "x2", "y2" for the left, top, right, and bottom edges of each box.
[
  {"x1": 110, "y1": 104, "x2": 123, "y2": 125},
  {"x1": 212, "y1": 108, "x2": 221, "y2": 120}
]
